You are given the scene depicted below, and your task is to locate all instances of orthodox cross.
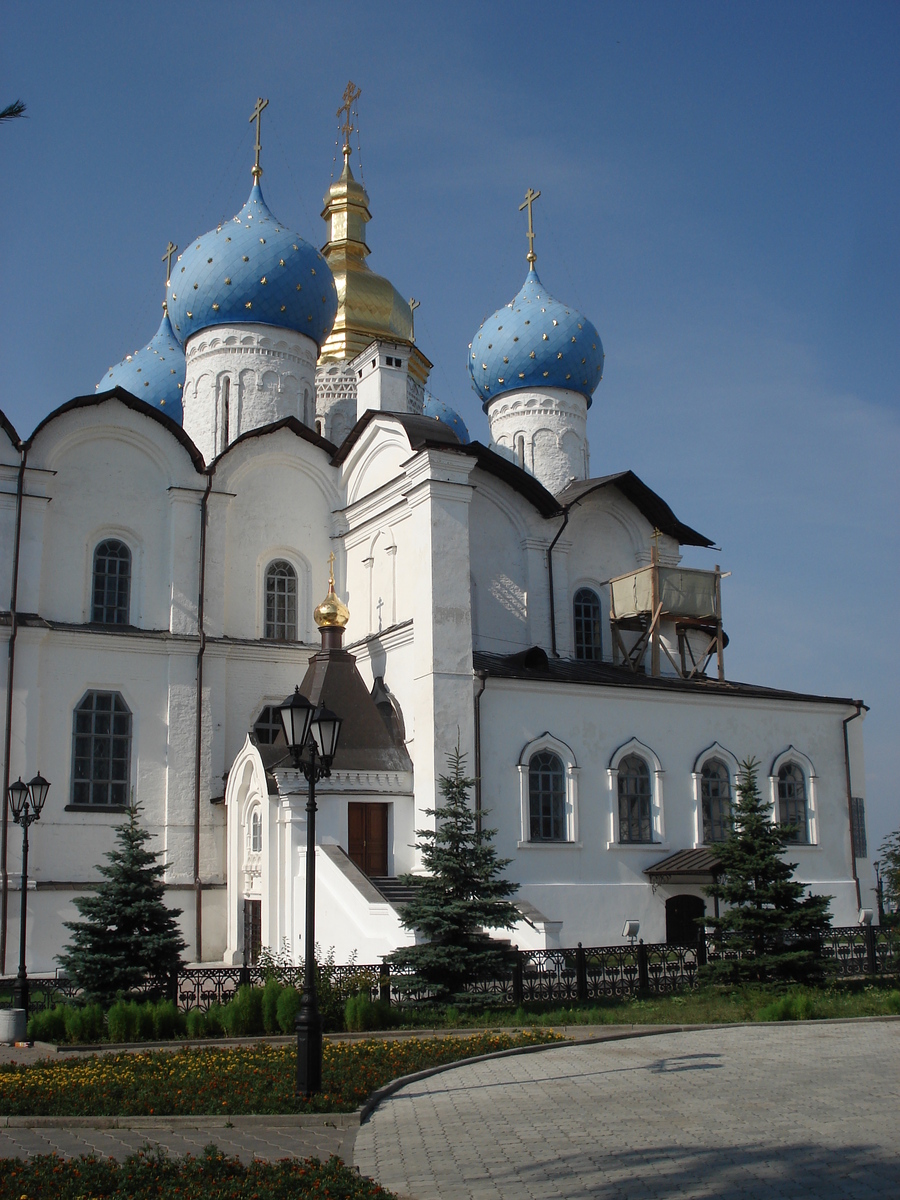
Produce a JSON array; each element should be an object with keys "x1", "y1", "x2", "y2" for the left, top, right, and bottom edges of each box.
[
  {"x1": 162, "y1": 241, "x2": 177, "y2": 286},
  {"x1": 337, "y1": 80, "x2": 361, "y2": 161},
  {"x1": 249, "y1": 96, "x2": 269, "y2": 178},
  {"x1": 519, "y1": 187, "x2": 541, "y2": 266},
  {"x1": 376, "y1": 596, "x2": 384, "y2": 632},
  {"x1": 408, "y1": 297, "x2": 420, "y2": 343},
  {"x1": 327, "y1": 550, "x2": 336, "y2": 587}
]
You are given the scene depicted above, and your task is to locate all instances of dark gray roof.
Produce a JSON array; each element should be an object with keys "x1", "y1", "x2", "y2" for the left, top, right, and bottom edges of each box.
[
  {"x1": 473, "y1": 649, "x2": 859, "y2": 707},
  {"x1": 556, "y1": 472, "x2": 714, "y2": 548},
  {"x1": 645, "y1": 848, "x2": 723, "y2": 878}
]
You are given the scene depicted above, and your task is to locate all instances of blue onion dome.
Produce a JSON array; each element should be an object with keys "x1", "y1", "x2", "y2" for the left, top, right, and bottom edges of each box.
[
  {"x1": 96, "y1": 309, "x2": 185, "y2": 420},
  {"x1": 467, "y1": 269, "x2": 604, "y2": 409},
  {"x1": 423, "y1": 393, "x2": 471, "y2": 443},
  {"x1": 167, "y1": 182, "x2": 338, "y2": 348}
]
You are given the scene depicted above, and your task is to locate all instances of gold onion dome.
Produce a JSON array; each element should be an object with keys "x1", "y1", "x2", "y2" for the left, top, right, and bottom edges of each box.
[
  {"x1": 318, "y1": 158, "x2": 413, "y2": 360},
  {"x1": 314, "y1": 572, "x2": 350, "y2": 629}
]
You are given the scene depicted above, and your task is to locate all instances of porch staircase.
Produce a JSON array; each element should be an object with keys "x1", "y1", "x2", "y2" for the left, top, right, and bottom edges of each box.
[{"x1": 369, "y1": 876, "x2": 422, "y2": 909}]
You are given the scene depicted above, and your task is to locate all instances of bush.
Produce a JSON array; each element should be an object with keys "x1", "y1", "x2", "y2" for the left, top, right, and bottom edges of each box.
[
  {"x1": 204, "y1": 1003, "x2": 227, "y2": 1037},
  {"x1": 756, "y1": 990, "x2": 820, "y2": 1021},
  {"x1": 261, "y1": 977, "x2": 283, "y2": 1034},
  {"x1": 26, "y1": 1004, "x2": 68, "y2": 1044},
  {"x1": 107, "y1": 999, "x2": 136, "y2": 1043},
  {"x1": 344, "y1": 992, "x2": 395, "y2": 1032},
  {"x1": 276, "y1": 985, "x2": 301, "y2": 1033},
  {"x1": 63, "y1": 1003, "x2": 105, "y2": 1044},
  {"x1": 153, "y1": 999, "x2": 186, "y2": 1040},
  {"x1": 185, "y1": 1007, "x2": 208, "y2": 1039},
  {"x1": 222, "y1": 985, "x2": 264, "y2": 1037}
]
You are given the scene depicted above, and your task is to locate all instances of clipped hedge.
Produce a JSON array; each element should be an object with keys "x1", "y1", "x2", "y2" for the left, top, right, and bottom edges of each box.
[{"x1": 0, "y1": 1147, "x2": 394, "y2": 1199}]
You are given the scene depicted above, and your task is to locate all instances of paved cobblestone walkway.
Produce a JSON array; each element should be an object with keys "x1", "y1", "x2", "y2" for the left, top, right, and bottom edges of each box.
[{"x1": 354, "y1": 1022, "x2": 900, "y2": 1199}]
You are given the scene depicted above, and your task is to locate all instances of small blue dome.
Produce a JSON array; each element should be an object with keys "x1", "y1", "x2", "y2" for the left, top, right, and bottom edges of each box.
[
  {"x1": 167, "y1": 183, "x2": 338, "y2": 348},
  {"x1": 97, "y1": 310, "x2": 185, "y2": 420},
  {"x1": 468, "y1": 269, "x2": 604, "y2": 409},
  {"x1": 423, "y1": 394, "x2": 471, "y2": 443}
]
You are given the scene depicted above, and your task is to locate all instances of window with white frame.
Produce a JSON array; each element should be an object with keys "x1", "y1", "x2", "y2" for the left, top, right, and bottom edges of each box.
[
  {"x1": 573, "y1": 587, "x2": 603, "y2": 661},
  {"x1": 617, "y1": 754, "x2": 653, "y2": 843},
  {"x1": 700, "y1": 758, "x2": 732, "y2": 843},
  {"x1": 253, "y1": 705, "x2": 283, "y2": 746},
  {"x1": 517, "y1": 734, "x2": 579, "y2": 846},
  {"x1": 777, "y1": 761, "x2": 809, "y2": 844},
  {"x1": 72, "y1": 690, "x2": 132, "y2": 807},
  {"x1": 264, "y1": 561, "x2": 297, "y2": 640},
  {"x1": 92, "y1": 540, "x2": 131, "y2": 625},
  {"x1": 249, "y1": 807, "x2": 262, "y2": 854}
]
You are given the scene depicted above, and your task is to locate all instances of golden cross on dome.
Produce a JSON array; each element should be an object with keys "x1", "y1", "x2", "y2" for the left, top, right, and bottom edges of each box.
[
  {"x1": 162, "y1": 242, "x2": 177, "y2": 286},
  {"x1": 519, "y1": 187, "x2": 541, "y2": 266},
  {"x1": 249, "y1": 96, "x2": 269, "y2": 179},
  {"x1": 328, "y1": 550, "x2": 336, "y2": 585},
  {"x1": 337, "y1": 81, "x2": 361, "y2": 162}
]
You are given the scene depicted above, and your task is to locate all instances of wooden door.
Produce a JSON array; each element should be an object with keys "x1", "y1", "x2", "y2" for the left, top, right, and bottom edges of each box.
[
  {"x1": 348, "y1": 802, "x2": 389, "y2": 876},
  {"x1": 243, "y1": 898, "x2": 262, "y2": 964}
]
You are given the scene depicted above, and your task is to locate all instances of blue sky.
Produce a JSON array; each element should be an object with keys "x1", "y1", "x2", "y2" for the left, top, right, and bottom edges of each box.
[{"x1": 3, "y1": 1, "x2": 898, "y2": 864}]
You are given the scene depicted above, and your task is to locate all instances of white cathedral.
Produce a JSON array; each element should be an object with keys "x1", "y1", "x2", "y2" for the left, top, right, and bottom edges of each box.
[{"x1": 0, "y1": 97, "x2": 871, "y2": 976}]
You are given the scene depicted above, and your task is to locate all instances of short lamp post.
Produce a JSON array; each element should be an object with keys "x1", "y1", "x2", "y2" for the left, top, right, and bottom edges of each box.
[
  {"x1": 278, "y1": 687, "x2": 343, "y2": 1098},
  {"x1": 7, "y1": 773, "x2": 50, "y2": 1017}
]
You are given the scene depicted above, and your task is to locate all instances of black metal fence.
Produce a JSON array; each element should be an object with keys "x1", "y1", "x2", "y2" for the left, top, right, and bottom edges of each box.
[{"x1": 5, "y1": 925, "x2": 895, "y2": 1015}]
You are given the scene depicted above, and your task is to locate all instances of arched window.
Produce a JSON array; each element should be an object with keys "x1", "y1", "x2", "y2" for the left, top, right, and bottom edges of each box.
[
  {"x1": 573, "y1": 588, "x2": 603, "y2": 660},
  {"x1": 618, "y1": 754, "x2": 653, "y2": 843},
  {"x1": 778, "y1": 762, "x2": 809, "y2": 843},
  {"x1": 221, "y1": 376, "x2": 231, "y2": 451},
  {"x1": 249, "y1": 808, "x2": 262, "y2": 854},
  {"x1": 92, "y1": 540, "x2": 131, "y2": 625},
  {"x1": 72, "y1": 691, "x2": 132, "y2": 807},
  {"x1": 264, "y1": 561, "x2": 297, "y2": 640},
  {"x1": 253, "y1": 705, "x2": 283, "y2": 745},
  {"x1": 528, "y1": 750, "x2": 565, "y2": 841},
  {"x1": 701, "y1": 758, "x2": 732, "y2": 843}
]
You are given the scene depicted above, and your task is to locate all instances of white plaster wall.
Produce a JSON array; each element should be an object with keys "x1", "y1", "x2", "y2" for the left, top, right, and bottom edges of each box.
[
  {"x1": 480, "y1": 678, "x2": 864, "y2": 945},
  {"x1": 488, "y1": 388, "x2": 589, "y2": 494},
  {"x1": 468, "y1": 483, "x2": 532, "y2": 655},
  {"x1": 184, "y1": 325, "x2": 317, "y2": 463}
]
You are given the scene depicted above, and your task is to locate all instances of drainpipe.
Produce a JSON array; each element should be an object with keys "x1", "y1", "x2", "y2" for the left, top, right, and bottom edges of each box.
[
  {"x1": 473, "y1": 671, "x2": 486, "y2": 835},
  {"x1": 193, "y1": 470, "x2": 213, "y2": 961},
  {"x1": 0, "y1": 446, "x2": 26, "y2": 973},
  {"x1": 842, "y1": 701, "x2": 865, "y2": 909},
  {"x1": 546, "y1": 509, "x2": 569, "y2": 658}
]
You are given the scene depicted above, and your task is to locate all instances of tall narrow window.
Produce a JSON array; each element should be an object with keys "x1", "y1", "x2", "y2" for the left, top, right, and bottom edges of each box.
[
  {"x1": 92, "y1": 540, "x2": 131, "y2": 625},
  {"x1": 778, "y1": 762, "x2": 809, "y2": 843},
  {"x1": 221, "y1": 376, "x2": 231, "y2": 451},
  {"x1": 253, "y1": 705, "x2": 283, "y2": 745},
  {"x1": 701, "y1": 758, "x2": 732, "y2": 843},
  {"x1": 249, "y1": 808, "x2": 262, "y2": 854},
  {"x1": 529, "y1": 751, "x2": 565, "y2": 841},
  {"x1": 72, "y1": 691, "x2": 132, "y2": 807},
  {"x1": 618, "y1": 755, "x2": 653, "y2": 843},
  {"x1": 573, "y1": 588, "x2": 603, "y2": 660},
  {"x1": 515, "y1": 434, "x2": 525, "y2": 469},
  {"x1": 264, "y1": 561, "x2": 297, "y2": 640}
]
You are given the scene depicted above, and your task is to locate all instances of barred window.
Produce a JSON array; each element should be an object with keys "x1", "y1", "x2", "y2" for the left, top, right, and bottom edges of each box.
[
  {"x1": 72, "y1": 691, "x2": 132, "y2": 807},
  {"x1": 529, "y1": 751, "x2": 565, "y2": 841},
  {"x1": 701, "y1": 759, "x2": 732, "y2": 843},
  {"x1": 253, "y1": 705, "x2": 282, "y2": 746},
  {"x1": 618, "y1": 754, "x2": 653, "y2": 843},
  {"x1": 778, "y1": 762, "x2": 809, "y2": 843},
  {"x1": 573, "y1": 588, "x2": 603, "y2": 661},
  {"x1": 264, "y1": 561, "x2": 297, "y2": 640},
  {"x1": 92, "y1": 540, "x2": 131, "y2": 625},
  {"x1": 851, "y1": 796, "x2": 867, "y2": 858}
]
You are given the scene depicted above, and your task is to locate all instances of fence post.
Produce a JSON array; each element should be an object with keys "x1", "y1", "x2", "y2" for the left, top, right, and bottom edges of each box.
[
  {"x1": 512, "y1": 955, "x2": 524, "y2": 1007},
  {"x1": 637, "y1": 939, "x2": 650, "y2": 993},
  {"x1": 865, "y1": 925, "x2": 878, "y2": 975},
  {"x1": 697, "y1": 932, "x2": 708, "y2": 968},
  {"x1": 380, "y1": 961, "x2": 391, "y2": 1006},
  {"x1": 576, "y1": 942, "x2": 588, "y2": 1002}
]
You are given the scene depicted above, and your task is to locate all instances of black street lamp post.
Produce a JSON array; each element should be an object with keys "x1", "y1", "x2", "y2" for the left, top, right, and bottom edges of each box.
[
  {"x1": 7, "y1": 773, "x2": 50, "y2": 1017},
  {"x1": 277, "y1": 687, "x2": 343, "y2": 1098}
]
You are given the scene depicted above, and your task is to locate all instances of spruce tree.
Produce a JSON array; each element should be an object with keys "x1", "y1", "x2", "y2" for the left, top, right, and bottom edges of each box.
[
  {"x1": 703, "y1": 759, "x2": 832, "y2": 983},
  {"x1": 877, "y1": 829, "x2": 900, "y2": 922},
  {"x1": 388, "y1": 744, "x2": 520, "y2": 1000},
  {"x1": 58, "y1": 805, "x2": 185, "y2": 1005}
]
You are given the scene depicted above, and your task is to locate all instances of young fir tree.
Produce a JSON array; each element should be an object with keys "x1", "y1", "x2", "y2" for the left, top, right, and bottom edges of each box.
[
  {"x1": 877, "y1": 829, "x2": 900, "y2": 923},
  {"x1": 58, "y1": 805, "x2": 185, "y2": 1005},
  {"x1": 387, "y1": 744, "x2": 520, "y2": 1000},
  {"x1": 703, "y1": 758, "x2": 832, "y2": 983}
]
